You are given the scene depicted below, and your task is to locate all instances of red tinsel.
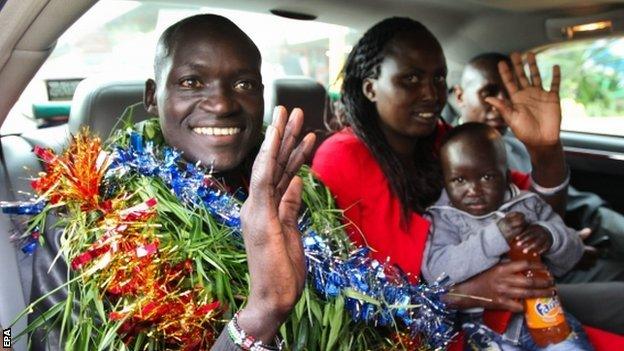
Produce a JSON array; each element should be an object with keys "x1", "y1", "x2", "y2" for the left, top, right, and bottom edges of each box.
[{"x1": 34, "y1": 130, "x2": 223, "y2": 350}]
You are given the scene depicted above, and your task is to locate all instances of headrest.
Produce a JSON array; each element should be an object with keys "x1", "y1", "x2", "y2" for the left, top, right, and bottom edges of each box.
[
  {"x1": 266, "y1": 77, "x2": 330, "y2": 139},
  {"x1": 68, "y1": 78, "x2": 153, "y2": 138}
]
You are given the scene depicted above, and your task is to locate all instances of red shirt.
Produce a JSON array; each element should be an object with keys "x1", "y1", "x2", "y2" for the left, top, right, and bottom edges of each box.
[
  {"x1": 311, "y1": 124, "x2": 529, "y2": 332},
  {"x1": 312, "y1": 127, "x2": 432, "y2": 278},
  {"x1": 312, "y1": 125, "x2": 529, "y2": 278},
  {"x1": 311, "y1": 125, "x2": 624, "y2": 349}
]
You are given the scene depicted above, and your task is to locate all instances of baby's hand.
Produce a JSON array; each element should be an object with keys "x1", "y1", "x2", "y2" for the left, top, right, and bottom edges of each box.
[
  {"x1": 497, "y1": 212, "x2": 528, "y2": 243},
  {"x1": 514, "y1": 224, "x2": 553, "y2": 254}
]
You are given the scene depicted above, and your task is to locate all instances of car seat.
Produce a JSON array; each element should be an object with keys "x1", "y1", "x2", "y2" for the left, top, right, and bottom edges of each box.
[
  {"x1": 67, "y1": 78, "x2": 152, "y2": 138},
  {"x1": 0, "y1": 77, "x2": 151, "y2": 351},
  {"x1": 265, "y1": 77, "x2": 331, "y2": 153},
  {"x1": 0, "y1": 135, "x2": 43, "y2": 351}
]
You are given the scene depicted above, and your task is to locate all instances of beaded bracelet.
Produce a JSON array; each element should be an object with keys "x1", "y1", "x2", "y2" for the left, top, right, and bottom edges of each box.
[
  {"x1": 227, "y1": 312, "x2": 282, "y2": 351},
  {"x1": 529, "y1": 167, "x2": 570, "y2": 196}
]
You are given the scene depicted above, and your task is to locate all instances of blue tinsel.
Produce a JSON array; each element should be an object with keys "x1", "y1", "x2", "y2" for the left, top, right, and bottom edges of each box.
[
  {"x1": 2, "y1": 130, "x2": 457, "y2": 349},
  {"x1": 0, "y1": 201, "x2": 45, "y2": 215}
]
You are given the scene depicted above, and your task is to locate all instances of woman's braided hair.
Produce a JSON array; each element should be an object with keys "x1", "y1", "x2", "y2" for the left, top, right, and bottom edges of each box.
[{"x1": 339, "y1": 17, "x2": 443, "y2": 222}]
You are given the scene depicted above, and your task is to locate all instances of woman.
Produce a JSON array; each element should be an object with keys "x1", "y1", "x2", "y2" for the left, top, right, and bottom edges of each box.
[{"x1": 312, "y1": 17, "x2": 622, "y2": 348}]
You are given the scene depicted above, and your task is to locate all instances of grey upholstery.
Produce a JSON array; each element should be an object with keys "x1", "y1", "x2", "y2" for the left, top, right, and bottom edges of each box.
[
  {"x1": 0, "y1": 135, "x2": 41, "y2": 351},
  {"x1": 68, "y1": 78, "x2": 153, "y2": 138},
  {"x1": 69, "y1": 77, "x2": 329, "y2": 144},
  {"x1": 22, "y1": 124, "x2": 70, "y2": 153},
  {"x1": 20, "y1": 78, "x2": 152, "y2": 153},
  {"x1": 266, "y1": 77, "x2": 331, "y2": 147},
  {"x1": 0, "y1": 78, "x2": 152, "y2": 350}
]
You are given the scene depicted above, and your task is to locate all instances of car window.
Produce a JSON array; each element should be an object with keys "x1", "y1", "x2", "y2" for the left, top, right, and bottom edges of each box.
[
  {"x1": 1, "y1": 0, "x2": 358, "y2": 134},
  {"x1": 535, "y1": 36, "x2": 624, "y2": 137}
]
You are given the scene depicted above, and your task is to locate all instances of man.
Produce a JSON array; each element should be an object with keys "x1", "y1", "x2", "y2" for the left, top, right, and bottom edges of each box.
[
  {"x1": 29, "y1": 14, "x2": 315, "y2": 350},
  {"x1": 454, "y1": 52, "x2": 624, "y2": 333}
]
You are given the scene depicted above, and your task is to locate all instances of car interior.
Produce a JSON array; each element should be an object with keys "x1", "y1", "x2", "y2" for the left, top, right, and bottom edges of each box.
[{"x1": 1, "y1": 1, "x2": 623, "y2": 350}]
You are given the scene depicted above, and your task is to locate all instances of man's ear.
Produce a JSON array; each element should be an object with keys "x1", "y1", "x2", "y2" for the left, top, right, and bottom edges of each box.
[
  {"x1": 144, "y1": 79, "x2": 159, "y2": 115},
  {"x1": 453, "y1": 85, "x2": 464, "y2": 106},
  {"x1": 362, "y1": 78, "x2": 377, "y2": 102}
]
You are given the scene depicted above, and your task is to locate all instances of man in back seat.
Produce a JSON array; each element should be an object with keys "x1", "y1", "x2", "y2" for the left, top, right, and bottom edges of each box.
[{"x1": 454, "y1": 52, "x2": 624, "y2": 333}]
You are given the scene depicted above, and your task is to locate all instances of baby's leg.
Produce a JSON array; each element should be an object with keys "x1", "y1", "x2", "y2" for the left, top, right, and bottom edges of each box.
[{"x1": 462, "y1": 321, "x2": 523, "y2": 351}]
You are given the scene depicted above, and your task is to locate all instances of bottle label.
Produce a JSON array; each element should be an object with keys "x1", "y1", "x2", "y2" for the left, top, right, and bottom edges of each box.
[{"x1": 525, "y1": 297, "x2": 566, "y2": 329}]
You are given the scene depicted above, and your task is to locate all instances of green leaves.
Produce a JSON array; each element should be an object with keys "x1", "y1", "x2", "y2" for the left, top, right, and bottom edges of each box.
[
  {"x1": 19, "y1": 137, "x2": 400, "y2": 350},
  {"x1": 326, "y1": 295, "x2": 344, "y2": 350},
  {"x1": 275, "y1": 167, "x2": 392, "y2": 350},
  {"x1": 14, "y1": 302, "x2": 64, "y2": 340}
]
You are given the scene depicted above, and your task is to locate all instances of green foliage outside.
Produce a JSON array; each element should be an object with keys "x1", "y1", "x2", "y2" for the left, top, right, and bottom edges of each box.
[{"x1": 537, "y1": 37, "x2": 624, "y2": 117}]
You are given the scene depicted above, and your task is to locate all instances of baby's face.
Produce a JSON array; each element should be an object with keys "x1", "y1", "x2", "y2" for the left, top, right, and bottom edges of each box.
[{"x1": 441, "y1": 138, "x2": 508, "y2": 215}]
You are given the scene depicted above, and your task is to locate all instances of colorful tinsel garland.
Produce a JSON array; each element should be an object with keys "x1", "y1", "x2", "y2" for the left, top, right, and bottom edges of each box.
[{"x1": 1, "y1": 119, "x2": 456, "y2": 350}]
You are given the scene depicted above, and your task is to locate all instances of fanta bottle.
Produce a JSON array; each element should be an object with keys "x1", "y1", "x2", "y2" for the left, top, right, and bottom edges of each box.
[{"x1": 508, "y1": 237, "x2": 571, "y2": 347}]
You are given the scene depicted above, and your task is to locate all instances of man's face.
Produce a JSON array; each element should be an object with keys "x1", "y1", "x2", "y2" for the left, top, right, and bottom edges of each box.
[
  {"x1": 441, "y1": 136, "x2": 508, "y2": 216},
  {"x1": 145, "y1": 30, "x2": 263, "y2": 172},
  {"x1": 457, "y1": 63, "x2": 509, "y2": 135}
]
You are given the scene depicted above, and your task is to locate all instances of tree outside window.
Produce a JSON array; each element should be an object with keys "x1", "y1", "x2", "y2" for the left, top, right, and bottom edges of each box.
[{"x1": 536, "y1": 37, "x2": 624, "y2": 136}]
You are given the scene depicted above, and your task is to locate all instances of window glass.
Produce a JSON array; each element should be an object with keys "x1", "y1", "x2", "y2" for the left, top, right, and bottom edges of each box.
[
  {"x1": 535, "y1": 37, "x2": 624, "y2": 136},
  {"x1": 2, "y1": 0, "x2": 357, "y2": 133}
]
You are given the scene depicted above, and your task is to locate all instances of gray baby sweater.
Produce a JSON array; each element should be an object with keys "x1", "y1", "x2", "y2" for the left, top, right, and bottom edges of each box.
[{"x1": 421, "y1": 184, "x2": 584, "y2": 284}]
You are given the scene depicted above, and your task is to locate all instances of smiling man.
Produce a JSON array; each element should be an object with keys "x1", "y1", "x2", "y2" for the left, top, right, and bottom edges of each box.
[
  {"x1": 144, "y1": 15, "x2": 264, "y2": 177},
  {"x1": 28, "y1": 15, "x2": 315, "y2": 351}
]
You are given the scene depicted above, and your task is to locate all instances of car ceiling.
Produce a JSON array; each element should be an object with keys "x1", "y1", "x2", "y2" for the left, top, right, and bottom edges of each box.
[
  {"x1": 171, "y1": 0, "x2": 623, "y2": 74},
  {"x1": 1, "y1": 0, "x2": 623, "y2": 127}
]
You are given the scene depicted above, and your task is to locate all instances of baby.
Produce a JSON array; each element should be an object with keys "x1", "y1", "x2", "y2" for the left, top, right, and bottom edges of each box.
[{"x1": 422, "y1": 122, "x2": 591, "y2": 350}]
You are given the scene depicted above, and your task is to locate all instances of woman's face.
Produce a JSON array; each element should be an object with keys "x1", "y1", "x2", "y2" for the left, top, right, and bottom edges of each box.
[{"x1": 365, "y1": 33, "x2": 447, "y2": 154}]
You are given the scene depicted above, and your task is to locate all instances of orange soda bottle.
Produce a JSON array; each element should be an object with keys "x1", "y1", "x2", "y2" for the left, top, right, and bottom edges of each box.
[{"x1": 508, "y1": 237, "x2": 571, "y2": 347}]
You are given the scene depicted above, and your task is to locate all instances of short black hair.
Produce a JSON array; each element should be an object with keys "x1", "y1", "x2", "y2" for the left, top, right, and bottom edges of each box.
[
  {"x1": 153, "y1": 14, "x2": 260, "y2": 80},
  {"x1": 440, "y1": 122, "x2": 507, "y2": 170},
  {"x1": 441, "y1": 122, "x2": 500, "y2": 147},
  {"x1": 460, "y1": 52, "x2": 512, "y2": 90},
  {"x1": 468, "y1": 52, "x2": 511, "y2": 68}
]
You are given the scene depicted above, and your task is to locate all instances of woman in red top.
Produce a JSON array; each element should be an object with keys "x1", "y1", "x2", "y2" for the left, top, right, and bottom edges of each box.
[{"x1": 312, "y1": 17, "x2": 623, "y2": 349}]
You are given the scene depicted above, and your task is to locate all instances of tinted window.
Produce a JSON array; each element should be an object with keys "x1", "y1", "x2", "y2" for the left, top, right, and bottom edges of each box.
[{"x1": 536, "y1": 37, "x2": 624, "y2": 136}]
